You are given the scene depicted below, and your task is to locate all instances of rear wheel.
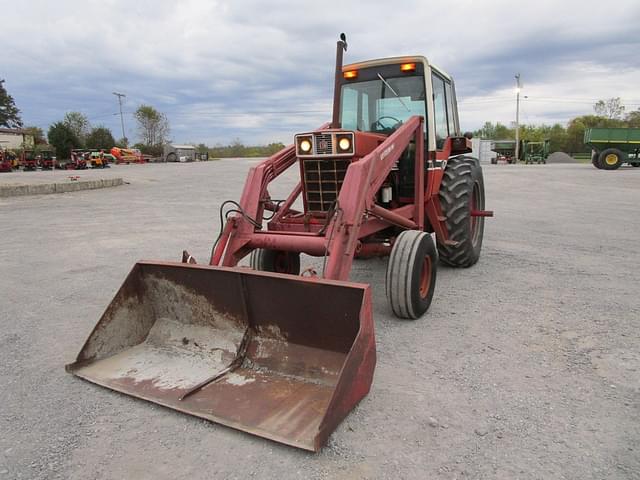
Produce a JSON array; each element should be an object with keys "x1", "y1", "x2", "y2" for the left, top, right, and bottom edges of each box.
[
  {"x1": 591, "y1": 151, "x2": 603, "y2": 169},
  {"x1": 599, "y1": 148, "x2": 624, "y2": 170},
  {"x1": 438, "y1": 156, "x2": 485, "y2": 267},
  {"x1": 249, "y1": 249, "x2": 301, "y2": 275},
  {"x1": 386, "y1": 230, "x2": 437, "y2": 319}
]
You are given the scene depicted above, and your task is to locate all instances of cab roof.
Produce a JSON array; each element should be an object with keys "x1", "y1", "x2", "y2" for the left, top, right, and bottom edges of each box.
[{"x1": 343, "y1": 55, "x2": 452, "y2": 81}]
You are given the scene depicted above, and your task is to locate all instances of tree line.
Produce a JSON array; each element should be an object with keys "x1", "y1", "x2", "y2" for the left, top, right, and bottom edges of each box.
[
  {"x1": 1, "y1": 79, "x2": 283, "y2": 160},
  {"x1": 474, "y1": 98, "x2": 640, "y2": 154},
  {"x1": 203, "y1": 140, "x2": 286, "y2": 158}
]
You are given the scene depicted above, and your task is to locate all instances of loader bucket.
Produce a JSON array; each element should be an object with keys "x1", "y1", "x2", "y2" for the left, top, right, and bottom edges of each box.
[{"x1": 66, "y1": 261, "x2": 375, "y2": 451}]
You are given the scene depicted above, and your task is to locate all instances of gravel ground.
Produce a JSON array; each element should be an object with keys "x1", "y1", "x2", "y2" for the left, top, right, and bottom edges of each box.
[{"x1": 0, "y1": 160, "x2": 638, "y2": 480}]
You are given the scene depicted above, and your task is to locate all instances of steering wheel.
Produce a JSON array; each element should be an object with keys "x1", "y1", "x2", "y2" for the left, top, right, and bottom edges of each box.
[{"x1": 371, "y1": 116, "x2": 402, "y2": 131}]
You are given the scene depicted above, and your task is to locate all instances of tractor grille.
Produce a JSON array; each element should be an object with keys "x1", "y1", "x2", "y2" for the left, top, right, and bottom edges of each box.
[
  {"x1": 302, "y1": 158, "x2": 349, "y2": 213},
  {"x1": 314, "y1": 134, "x2": 333, "y2": 155}
]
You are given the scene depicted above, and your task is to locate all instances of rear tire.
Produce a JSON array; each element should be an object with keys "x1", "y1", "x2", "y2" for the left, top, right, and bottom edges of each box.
[
  {"x1": 438, "y1": 156, "x2": 486, "y2": 267},
  {"x1": 599, "y1": 148, "x2": 624, "y2": 170},
  {"x1": 249, "y1": 249, "x2": 300, "y2": 275},
  {"x1": 591, "y1": 150, "x2": 604, "y2": 169},
  {"x1": 386, "y1": 230, "x2": 437, "y2": 319}
]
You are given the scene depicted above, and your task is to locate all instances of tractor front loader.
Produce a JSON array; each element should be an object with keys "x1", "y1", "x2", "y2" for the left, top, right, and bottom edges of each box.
[{"x1": 68, "y1": 35, "x2": 492, "y2": 451}]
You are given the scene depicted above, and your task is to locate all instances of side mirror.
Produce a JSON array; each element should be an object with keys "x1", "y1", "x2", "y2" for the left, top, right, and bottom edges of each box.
[{"x1": 463, "y1": 132, "x2": 473, "y2": 140}]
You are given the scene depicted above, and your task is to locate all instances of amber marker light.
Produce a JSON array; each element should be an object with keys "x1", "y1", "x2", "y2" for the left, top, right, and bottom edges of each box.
[
  {"x1": 400, "y1": 63, "x2": 416, "y2": 72},
  {"x1": 343, "y1": 70, "x2": 358, "y2": 79}
]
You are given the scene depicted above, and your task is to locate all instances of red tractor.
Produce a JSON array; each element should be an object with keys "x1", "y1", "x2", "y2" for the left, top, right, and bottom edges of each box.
[
  {"x1": 68, "y1": 35, "x2": 492, "y2": 452},
  {"x1": 68, "y1": 150, "x2": 89, "y2": 170},
  {"x1": 39, "y1": 150, "x2": 56, "y2": 169},
  {"x1": 21, "y1": 150, "x2": 38, "y2": 170},
  {"x1": 0, "y1": 150, "x2": 12, "y2": 172}
]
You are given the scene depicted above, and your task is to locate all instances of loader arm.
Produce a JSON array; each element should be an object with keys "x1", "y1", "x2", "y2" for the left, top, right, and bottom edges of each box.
[{"x1": 212, "y1": 116, "x2": 427, "y2": 282}]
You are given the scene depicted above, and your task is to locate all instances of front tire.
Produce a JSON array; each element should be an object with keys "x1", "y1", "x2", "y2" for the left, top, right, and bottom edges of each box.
[
  {"x1": 249, "y1": 249, "x2": 300, "y2": 275},
  {"x1": 386, "y1": 230, "x2": 437, "y2": 320},
  {"x1": 438, "y1": 156, "x2": 486, "y2": 267}
]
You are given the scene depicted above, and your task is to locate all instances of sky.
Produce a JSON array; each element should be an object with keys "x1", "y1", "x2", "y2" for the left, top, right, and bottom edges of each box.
[{"x1": 3, "y1": 0, "x2": 640, "y2": 145}]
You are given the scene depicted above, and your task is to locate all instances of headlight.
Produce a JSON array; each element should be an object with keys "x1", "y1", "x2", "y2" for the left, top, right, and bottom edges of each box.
[
  {"x1": 338, "y1": 137, "x2": 351, "y2": 151},
  {"x1": 300, "y1": 139, "x2": 312, "y2": 153}
]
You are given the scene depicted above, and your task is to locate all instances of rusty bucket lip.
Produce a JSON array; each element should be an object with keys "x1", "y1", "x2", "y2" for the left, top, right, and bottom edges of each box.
[
  {"x1": 66, "y1": 260, "x2": 374, "y2": 452},
  {"x1": 135, "y1": 260, "x2": 372, "y2": 290}
]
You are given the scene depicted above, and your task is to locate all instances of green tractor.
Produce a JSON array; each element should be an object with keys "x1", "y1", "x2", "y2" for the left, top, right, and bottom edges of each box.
[{"x1": 522, "y1": 140, "x2": 549, "y2": 164}]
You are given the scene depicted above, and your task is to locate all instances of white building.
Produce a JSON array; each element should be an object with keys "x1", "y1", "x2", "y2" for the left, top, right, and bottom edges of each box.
[
  {"x1": 471, "y1": 138, "x2": 496, "y2": 164},
  {"x1": 163, "y1": 144, "x2": 196, "y2": 162},
  {"x1": 0, "y1": 128, "x2": 34, "y2": 150}
]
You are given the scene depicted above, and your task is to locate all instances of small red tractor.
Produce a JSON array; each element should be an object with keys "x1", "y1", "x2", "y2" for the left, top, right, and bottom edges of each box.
[
  {"x1": 68, "y1": 35, "x2": 492, "y2": 452},
  {"x1": 0, "y1": 150, "x2": 12, "y2": 172},
  {"x1": 21, "y1": 150, "x2": 39, "y2": 170},
  {"x1": 39, "y1": 150, "x2": 56, "y2": 169}
]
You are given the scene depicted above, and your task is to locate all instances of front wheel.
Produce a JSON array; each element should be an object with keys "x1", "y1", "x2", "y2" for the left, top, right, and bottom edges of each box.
[
  {"x1": 249, "y1": 249, "x2": 301, "y2": 275},
  {"x1": 386, "y1": 230, "x2": 437, "y2": 319},
  {"x1": 438, "y1": 156, "x2": 486, "y2": 267}
]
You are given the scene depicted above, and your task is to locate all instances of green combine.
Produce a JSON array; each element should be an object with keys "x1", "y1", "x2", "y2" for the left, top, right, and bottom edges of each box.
[{"x1": 585, "y1": 128, "x2": 640, "y2": 170}]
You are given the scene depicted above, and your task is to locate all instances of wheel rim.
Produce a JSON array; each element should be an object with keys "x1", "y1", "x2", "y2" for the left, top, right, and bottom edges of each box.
[
  {"x1": 469, "y1": 182, "x2": 481, "y2": 246},
  {"x1": 419, "y1": 256, "x2": 432, "y2": 298},
  {"x1": 605, "y1": 154, "x2": 618, "y2": 166}
]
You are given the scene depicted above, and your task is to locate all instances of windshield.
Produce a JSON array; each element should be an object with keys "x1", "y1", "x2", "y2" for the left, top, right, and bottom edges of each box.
[{"x1": 340, "y1": 75, "x2": 426, "y2": 135}]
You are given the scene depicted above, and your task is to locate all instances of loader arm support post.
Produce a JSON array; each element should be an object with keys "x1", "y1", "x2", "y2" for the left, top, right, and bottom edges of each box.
[{"x1": 324, "y1": 116, "x2": 424, "y2": 281}]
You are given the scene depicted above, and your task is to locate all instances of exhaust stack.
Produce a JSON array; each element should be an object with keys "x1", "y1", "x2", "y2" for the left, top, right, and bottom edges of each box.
[{"x1": 331, "y1": 33, "x2": 348, "y2": 129}]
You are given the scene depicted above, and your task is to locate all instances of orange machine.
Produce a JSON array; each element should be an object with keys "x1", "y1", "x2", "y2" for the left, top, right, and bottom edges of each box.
[{"x1": 110, "y1": 147, "x2": 144, "y2": 164}]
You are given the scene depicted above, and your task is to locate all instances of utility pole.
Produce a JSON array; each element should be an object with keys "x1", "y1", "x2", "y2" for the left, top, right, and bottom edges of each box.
[
  {"x1": 112, "y1": 92, "x2": 126, "y2": 144},
  {"x1": 514, "y1": 74, "x2": 521, "y2": 163}
]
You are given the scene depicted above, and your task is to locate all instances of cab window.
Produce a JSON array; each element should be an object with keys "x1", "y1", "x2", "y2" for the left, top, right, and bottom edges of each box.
[
  {"x1": 431, "y1": 73, "x2": 448, "y2": 149},
  {"x1": 445, "y1": 81, "x2": 456, "y2": 136}
]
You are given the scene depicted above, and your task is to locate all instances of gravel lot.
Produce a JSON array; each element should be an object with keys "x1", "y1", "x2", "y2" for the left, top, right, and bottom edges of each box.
[{"x1": 1, "y1": 160, "x2": 638, "y2": 480}]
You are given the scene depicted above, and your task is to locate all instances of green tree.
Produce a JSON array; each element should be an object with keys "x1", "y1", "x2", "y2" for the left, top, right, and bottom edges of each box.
[
  {"x1": 593, "y1": 98, "x2": 625, "y2": 119},
  {"x1": 547, "y1": 123, "x2": 568, "y2": 153},
  {"x1": 48, "y1": 122, "x2": 81, "y2": 159},
  {"x1": 625, "y1": 109, "x2": 640, "y2": 128},
  {"x1": 86, "y1": 126, "x2": 116, "y2": 149},
  {"x1": 23, "y1": 126, "x2": 46, "y2": 145},
  {"x1": 0, "y1": 79, "x2": 22, "y2": 128},
  {"x1": 63, "y1": 111, "x2": 91, "y2": 146},
  {"x1": 134, "y1": 104, "x2": 170, "y2": 146},
  {"x1": 474, "y1": 122, "x2": 515, "y2": 140}
]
